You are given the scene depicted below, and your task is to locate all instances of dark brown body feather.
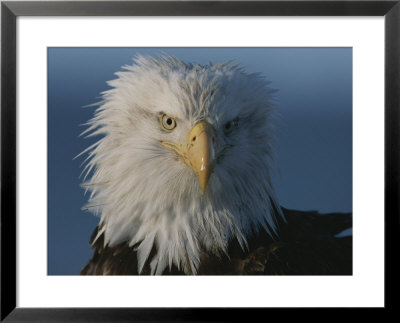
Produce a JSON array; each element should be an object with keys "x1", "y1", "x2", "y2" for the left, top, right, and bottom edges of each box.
[{"x1": 81, "y1": 207, "x2": 352, "y2": 275}]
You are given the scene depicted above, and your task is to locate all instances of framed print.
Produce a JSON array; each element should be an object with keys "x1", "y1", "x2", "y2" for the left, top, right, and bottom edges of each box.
[{"x1": 1, "y1": 0, "x2": 399, "y2": 321}]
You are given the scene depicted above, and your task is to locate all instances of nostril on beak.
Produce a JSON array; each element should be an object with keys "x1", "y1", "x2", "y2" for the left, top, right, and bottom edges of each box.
[{"x1": 191, "y1": 136, "x2": 196, "y2": 142}]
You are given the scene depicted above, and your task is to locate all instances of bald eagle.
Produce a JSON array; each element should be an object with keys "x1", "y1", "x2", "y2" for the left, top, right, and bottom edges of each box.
[{"x1": 80, "y1": 56, "x2": 352, "y2": 275}]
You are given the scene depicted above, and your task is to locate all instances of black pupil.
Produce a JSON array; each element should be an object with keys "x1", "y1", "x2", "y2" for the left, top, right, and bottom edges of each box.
[
  {"x1": 166, "y1": 118, "x2": 173, "y2": 126},
  {"x1": 225, "y1": 122, "x2": 231, "y2": 130}
]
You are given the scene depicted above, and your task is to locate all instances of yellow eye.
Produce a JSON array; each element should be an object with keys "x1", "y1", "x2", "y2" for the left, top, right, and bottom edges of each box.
[
  {"x1": 161, "y1": 114, "x2": 177, "y2": 131},
  {"x1": 224, "y1": 118, "x2": 239, "y2": 134}
]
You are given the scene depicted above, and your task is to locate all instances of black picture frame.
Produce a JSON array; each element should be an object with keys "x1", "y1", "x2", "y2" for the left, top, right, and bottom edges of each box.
[{"x1": 1, "y1": 0, "x2": 398, "y2": 321}]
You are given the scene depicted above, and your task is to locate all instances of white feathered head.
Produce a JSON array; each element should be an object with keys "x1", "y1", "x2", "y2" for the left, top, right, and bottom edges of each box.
[{"x1": 81, "y1": 55, "x2": 282, "y2": 274}]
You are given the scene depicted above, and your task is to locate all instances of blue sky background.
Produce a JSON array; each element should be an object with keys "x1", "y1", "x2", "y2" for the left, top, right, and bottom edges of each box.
[{"x1": 48, "y1": 47, "x2": 352, "y2": 275}]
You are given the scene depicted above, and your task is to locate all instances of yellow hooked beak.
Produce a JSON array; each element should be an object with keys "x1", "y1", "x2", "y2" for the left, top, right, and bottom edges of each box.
[{"x1": 162, "y1": 121, "x2": 216, "y2": 195}]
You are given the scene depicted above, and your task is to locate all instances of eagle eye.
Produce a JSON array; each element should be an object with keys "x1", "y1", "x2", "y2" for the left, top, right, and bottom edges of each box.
[
  {"x1": 224, "y1": 118, "x2": 239, "y2": 134},
  {"x1": 161, "y1": 114, "x2": 177, "y2": 131}
]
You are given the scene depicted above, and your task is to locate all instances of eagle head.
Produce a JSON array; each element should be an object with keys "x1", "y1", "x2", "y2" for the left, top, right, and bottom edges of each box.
[{"x1": 81, "y1": 55, "x2": 282, "y2": 274}]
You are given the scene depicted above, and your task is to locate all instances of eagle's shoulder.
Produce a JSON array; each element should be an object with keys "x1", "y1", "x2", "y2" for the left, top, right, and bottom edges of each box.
[
  {"x1": 80, "y1": 226, "x2": 184, "y2": 275},
  {"x1": 80, "y1": 226, "x2": 140, "y2": 275},
  {"x1": 198, "y1": 208, "x2": 352, "y2": 275}
]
